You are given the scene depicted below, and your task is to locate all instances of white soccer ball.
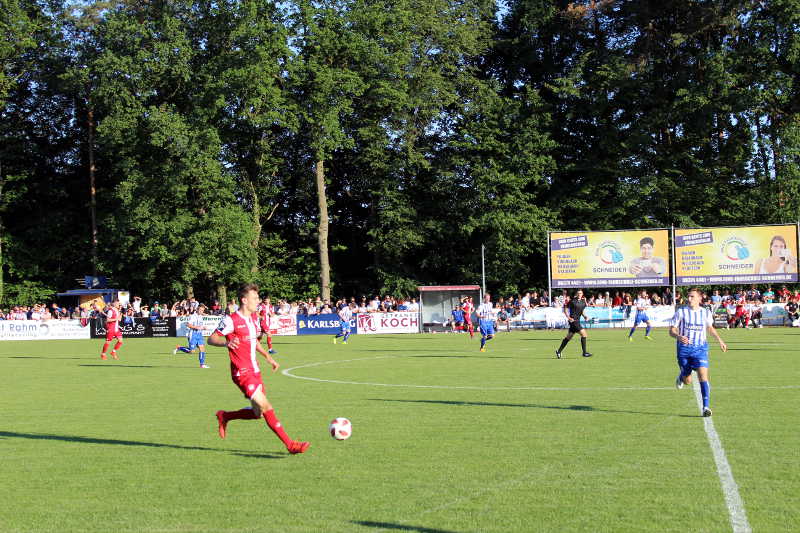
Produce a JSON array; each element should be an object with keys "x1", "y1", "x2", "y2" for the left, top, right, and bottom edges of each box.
[{"x1": 329, "y1": 417, "x2": 352, "y2": 440}]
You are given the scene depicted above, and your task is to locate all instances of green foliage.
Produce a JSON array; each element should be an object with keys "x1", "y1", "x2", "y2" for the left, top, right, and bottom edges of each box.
[
  {"x1": 3, "y1": 280, "x2": 56, "y2": 305},
  {"x1": 3, "y1": 0, "x2": 800, "y2": 300}
]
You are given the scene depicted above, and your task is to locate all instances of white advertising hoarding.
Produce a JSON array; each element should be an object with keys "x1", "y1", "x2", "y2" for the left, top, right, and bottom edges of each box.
[
  {"x1": 0, "y1": 320, "x2": 91, "y2": 341},
  {"x1": 356, "y1": 312, "x2": 420, "y2": 334}
]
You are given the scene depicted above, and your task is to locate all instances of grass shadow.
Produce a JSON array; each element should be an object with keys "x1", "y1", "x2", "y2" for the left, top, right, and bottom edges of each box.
[
  {"x1": 79, "y1": 364, "x2": 156, "y2": 368},
  {"x1": 2, "y1": 356, "x2": 87, "y2": 360},
  {"x1": 353, "y1": 521, "x2": 460, "y2": 533},
  {"x1": 369, "y1": 398, "x2": 666, "y2": 416},
  {"x1": 0, "y1": 431, "x2": 287, "y2": 458}
]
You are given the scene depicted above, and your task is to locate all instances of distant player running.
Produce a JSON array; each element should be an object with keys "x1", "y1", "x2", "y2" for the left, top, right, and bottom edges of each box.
[
  {"x1": 670, "y1": 288, "x2": 727, "y2": 417},
  {"x1": 258, "y1": 298, "x2": 277, "y2": 354},
  {"x1": 555, "y1": 289, "x2": 592, "y2": 358},
  {"x1": 462, "y1": 296, "x2": 475, "y2": 339},
  {"x1": 100, "y1": 300, "x2": 123, "y2": 360},
  {"x1": 174, "y1": 304, "x2": 209, "y2": 368},
  {"x1": 477, "y1": 293, "x2": 496, "y2": 352},
  {"x1": 628, "y1": 290, "x2": 653, "y2": 341},
  {"x1": 209, "y1": 284, "x2": 309, "y2": 454},
  {"x1": 333, "y1": 303, "x2": 353, "y2": 344}
]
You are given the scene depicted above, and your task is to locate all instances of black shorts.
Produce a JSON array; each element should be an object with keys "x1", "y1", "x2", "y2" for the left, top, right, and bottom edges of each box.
[{"x1": 568, "y1": 320, "x2": 584, "y2": 334}]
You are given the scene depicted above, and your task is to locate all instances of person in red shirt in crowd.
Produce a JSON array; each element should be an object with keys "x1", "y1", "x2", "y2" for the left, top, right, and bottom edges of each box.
[
  {"x1": 611, "y1": 291, "x2": 623, "y2": 307},
  {"x1": 728, "y1": 298, "x2": 750, "y2": 329},
  {"x1": 100, "y1": 300, "x2": 123, "y2": 360},
  {"x1": 778, "y1": 285, "x2": 791, "y2": 302},
  {"x1": 208, "y1": 284, "x2": 309, "y2": 454}
]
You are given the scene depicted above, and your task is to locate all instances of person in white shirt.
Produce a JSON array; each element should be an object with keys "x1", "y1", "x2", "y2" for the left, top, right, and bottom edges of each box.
[{"x1": 627, "y1": 290, "x2": 653, "y2": 341}]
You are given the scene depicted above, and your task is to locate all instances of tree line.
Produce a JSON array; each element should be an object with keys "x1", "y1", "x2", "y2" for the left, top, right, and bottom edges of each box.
[{"x1": 1, "y1": 0, "x2": 798, "y2": 304}]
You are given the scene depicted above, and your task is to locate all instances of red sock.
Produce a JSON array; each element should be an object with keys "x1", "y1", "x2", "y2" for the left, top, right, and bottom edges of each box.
[
  {"x1": 263, "y1": 409, "x2": 292, "y2": 446},
  {"x1": 114, "y1": 341, "x2": 123, "y2": 351},
  {"x1": 101, "y1": 342, "x2": 110, "y2": 354},
  {"x1": 267, "y1": 336, "x2": 273, "y2": 350},
  {"x1": 223, "y1": 408, "x2": 259, "y2": 421}
]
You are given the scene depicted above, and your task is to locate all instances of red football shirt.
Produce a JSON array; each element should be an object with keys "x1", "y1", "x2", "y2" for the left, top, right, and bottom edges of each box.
[{"x1": 216, "y1": 311, "x2": 261, "y2": 375}]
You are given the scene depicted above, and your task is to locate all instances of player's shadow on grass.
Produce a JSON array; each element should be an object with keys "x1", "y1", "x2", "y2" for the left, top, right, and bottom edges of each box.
[
  {"x1": 79, "y1": 364, "x2": 157, "y2": 368},
  {"x1": 405, "y1": 354, "x2": 512, "y2": 359},
  {"x1": 370, "y1": 398, "x2": 663, "y2": 416},
  {"x1": 2, "y1": 356, "x2": 87, "y2": 359},
  {"x1": 0, "y1": 431, "x2": 287, "y2": 459},
  {"x1": 353, "y1": 521, "x2": 459, "y2": 533}
]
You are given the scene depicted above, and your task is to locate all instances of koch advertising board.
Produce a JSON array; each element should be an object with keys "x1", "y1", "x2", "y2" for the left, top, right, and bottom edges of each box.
[
  {"x1": 356, "y1": 312, "x2": 420, "y2": 334},
  {"x1": 297, "y1": 314, "x2": 357, "y2": 335},
  {"x1": 267, "y1": 314, "x2": 297, "y2": 336},
  {"x1": 0, "y1": 319, "x2": 91, "y2": 341},
  {"x1": 675, "y1": 224, "x2": 799, "y2": 285},
  {"x1": 550, "y1": 229, "x2": 671, "y2": 288}
]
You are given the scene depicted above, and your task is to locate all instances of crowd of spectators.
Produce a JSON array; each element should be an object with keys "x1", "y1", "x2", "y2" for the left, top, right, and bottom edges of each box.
[
  {"x1": 0, "y1": 294, "x2": 421, "y2": 322},
  {"x1": 5, "y1": 285, "x2": 800, "y2": 326}
]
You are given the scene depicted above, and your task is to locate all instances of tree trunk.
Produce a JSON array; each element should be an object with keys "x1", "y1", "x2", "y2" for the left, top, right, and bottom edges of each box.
[
  {"x1": 246, "y1": 171, "x2": 262, "y2": 274},
  {"x1": 0, "y1": 163, "x2": 4, "y2": 306},
  {"x1": 315, "y1": 159, "x2": 331, "y2": 302},
  {"x1": 88, "y1": 108, "x2": 98, "y2": 276}
]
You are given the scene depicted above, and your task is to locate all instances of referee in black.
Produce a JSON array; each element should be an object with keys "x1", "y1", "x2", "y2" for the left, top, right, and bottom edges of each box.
[{"x1": 555, "y1": 289, "x2": 593, "y2": 358}]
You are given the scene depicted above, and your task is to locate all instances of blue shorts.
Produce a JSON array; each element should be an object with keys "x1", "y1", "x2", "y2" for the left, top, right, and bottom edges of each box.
[
  {"x1": 339, "y1": 321, "x2": 351, "y2": 334},
  {"x1": 188, "y1": 332, "x2": 205, "y2": 350},
  {"x1": 677, "y1": 343, "x2": 709, "y2": 373},
  {"x1": 479, "y1": 320, "x2": 495, "y2": 337},
  {"x1": 634, "y1": 311, "x2": 650, "y2": 324}
]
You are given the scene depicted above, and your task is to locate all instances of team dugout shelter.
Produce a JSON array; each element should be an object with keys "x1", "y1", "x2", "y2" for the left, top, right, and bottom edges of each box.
[{"x1": 418, "y1": 285, "x2": 481, "y2": 332}]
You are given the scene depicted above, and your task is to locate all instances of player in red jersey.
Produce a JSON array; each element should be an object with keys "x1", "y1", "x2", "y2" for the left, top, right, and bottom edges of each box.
[
  {"x1": 207, "y1": 284, "x2": 309, "y2": 454},
  {"x1": 461, "y1": 296, "x2": 475, "y2": 339},
  {"x1": 100, "y1": 300, "x2": 123, "y2": 360},
  {"x1": 729, "y1": 298, "x2": 750, "y2": 328},
  {"x1": 257, "y1": 297, "x2": 277, "y2": 355}
]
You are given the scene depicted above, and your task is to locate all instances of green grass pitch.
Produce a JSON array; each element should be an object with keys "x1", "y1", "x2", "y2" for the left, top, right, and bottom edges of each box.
[{"x1": 1, "y1": 327, "x2": 798, "y2": 532}]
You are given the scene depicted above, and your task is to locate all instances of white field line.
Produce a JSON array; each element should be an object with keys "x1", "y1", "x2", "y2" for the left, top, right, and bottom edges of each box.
[
  {"x1": 373, "y1": 393, "x2": 699, "y2": 533},
  {"x1": 693, "y1": 380, "x2": 752, "y2": 533}
]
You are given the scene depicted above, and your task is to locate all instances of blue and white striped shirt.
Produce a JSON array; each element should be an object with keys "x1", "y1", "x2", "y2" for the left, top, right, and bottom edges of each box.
[
  {"x1": 338, "y1": 306, "x2": 353, "y2": 322},
  {"x1": 670, "y1": 306, "x2": 713, "y2": 346},
  {"x1": 477, "y1": 302, "x2": 495, "y2": 321},
  {"x1": 188, "y1": 313, "x2": 204, "y2": 337}
]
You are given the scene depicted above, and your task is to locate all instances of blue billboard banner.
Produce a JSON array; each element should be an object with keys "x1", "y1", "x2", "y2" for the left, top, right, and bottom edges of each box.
[{"x1": 297, "y1": 313, "x2": 358, "y2": 335}]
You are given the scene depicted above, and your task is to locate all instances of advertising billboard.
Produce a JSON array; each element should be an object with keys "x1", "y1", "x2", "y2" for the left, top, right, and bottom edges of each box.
[
  {"x1": 675, "y1": 225, "x2": 798, "y2": 285},
  {"x1": 550, "y1": 229, "x2": 670, "y2": 288}
]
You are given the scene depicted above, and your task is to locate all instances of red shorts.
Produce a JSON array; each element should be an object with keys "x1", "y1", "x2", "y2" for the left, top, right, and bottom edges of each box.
[
  {"x1": 231, "y1": 367, "x2": 264, "y2": 399},
  {"x1": 105, "y1": 330, "x2": 123, "y2": 341}
]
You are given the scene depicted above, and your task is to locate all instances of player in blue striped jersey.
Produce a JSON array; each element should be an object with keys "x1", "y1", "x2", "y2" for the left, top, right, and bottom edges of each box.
[
  {"x1": 333, "y1": 303, "x2": 353, "y2": 345},
  {"x1": 628, "y1": 290, "x2": 653, "y2": 341},
  {"x1": 477, "y1": 293, "x2": 496, "y2": 352},
  {"x1": 174, "y1": 305, "x2": 210, "y2": 368},
  {"x1": 669, "y1": 288, "x2": 727, "y2": 417}
]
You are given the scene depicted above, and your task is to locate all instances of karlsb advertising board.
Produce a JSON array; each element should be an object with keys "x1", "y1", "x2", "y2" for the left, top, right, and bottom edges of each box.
[
  {"x1": 550, "y1": 229, "x2": 670, "y2": 288},
  {"x1": 297, "y1": 314, "x2": 357, "y2": 335},
  {"x1": 675, "y1": 225, "x2": 799, "y2": 285}
]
